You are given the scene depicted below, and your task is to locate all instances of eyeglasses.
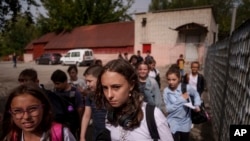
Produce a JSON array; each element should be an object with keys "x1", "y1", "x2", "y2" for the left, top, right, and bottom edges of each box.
[{"x1": 9, "y1": 105, "x2": 43, "y2": 119}]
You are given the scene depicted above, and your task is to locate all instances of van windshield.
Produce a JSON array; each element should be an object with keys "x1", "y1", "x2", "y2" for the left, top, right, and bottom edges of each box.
[{"x1": 65, "y1": 53, "x2": 70, "y2": 57}]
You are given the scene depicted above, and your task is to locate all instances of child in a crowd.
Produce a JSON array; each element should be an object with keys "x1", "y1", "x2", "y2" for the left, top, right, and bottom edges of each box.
[
  {"x1": 80, "y1": 65, "x2": 106, "y2": 141},
  {"x1": 0, "y1": 83, "x2": 76, "y2": 141},
  {"x1": 51, "y1": 69, "x2": 84, "y2": 139},
  {"x1": 184, "y1": 61, "x2": 205, "y2": 96},
  {"x1": 137, "y1": 62, "x2": 163, "y2": 109},
  {"x1": 148, "y1": 59, "x2": 161, "y2": 88},
  {"x1": 95, "y1": 59, "x2": 173, "y2": 141},
  {"x1": 163, "y1": 66, "x2": 201, "y2": 141},
  {"x1": 176, "y1": 54, "x2": 185, "y2": 77},
  {"x1": 67, "y1": 65, "x2": 87, "y2": 94}
]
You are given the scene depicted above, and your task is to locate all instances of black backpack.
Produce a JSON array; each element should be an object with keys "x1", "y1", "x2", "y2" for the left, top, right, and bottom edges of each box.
[
  {"x1": 53, "y1": 87, "x2": 81, "y2": 132},
  {"x1": 181, "y1": 83, "x2": 209, "y2": 124},
  {"x1": 40, "y1": 84, "x2": 69, "y2": 123},
  {"x1": 40, "y1": 85, "x2": 80, "y2": 131},
  {"x1": 153, "y1": 68, "x2": 161, "y2": 88}
]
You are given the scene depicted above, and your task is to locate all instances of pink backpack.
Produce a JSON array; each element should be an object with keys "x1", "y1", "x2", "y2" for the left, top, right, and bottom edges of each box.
[
  {"x1": 51, "y1": 122, "x2": 63, "y2": 141},
  {"x1": 10, "y1": 122, "x2": 63, "y2": 141}
]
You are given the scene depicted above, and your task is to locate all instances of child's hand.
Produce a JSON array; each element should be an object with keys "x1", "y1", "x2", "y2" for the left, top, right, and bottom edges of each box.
[
  {"x1": 194, "y1": 106, "x2": 201, "y2": 112},
  {"x1": 182, "y1": 92, "x2": 189, "y2": 100}
]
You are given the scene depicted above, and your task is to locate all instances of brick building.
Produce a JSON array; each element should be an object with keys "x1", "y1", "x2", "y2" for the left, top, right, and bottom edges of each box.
[{"x1": 25, "y1": 6, "x2": 217, "y2": 66}]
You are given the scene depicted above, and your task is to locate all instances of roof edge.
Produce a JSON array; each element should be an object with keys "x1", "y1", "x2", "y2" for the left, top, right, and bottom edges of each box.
[
  {"x1": 152, "y1": 5, "x2": 213, "y2": 13},
  {"x1": 135, "y1": 5, "x2": 213, "y2": 15}
]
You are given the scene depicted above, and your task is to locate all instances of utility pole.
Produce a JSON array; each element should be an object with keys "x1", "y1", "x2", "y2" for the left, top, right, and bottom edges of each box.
[{"x1": 230, "y1": 3, "x2": 238, "y2": 35}]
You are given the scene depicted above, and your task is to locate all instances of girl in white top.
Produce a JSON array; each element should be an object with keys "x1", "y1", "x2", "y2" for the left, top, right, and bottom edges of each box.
[
  {"x1": 95, "y1": 59, "x2": 173, "y2": 141},
  {"x1": 147, "y1": 59, "x2": 161, "y2": 88}
]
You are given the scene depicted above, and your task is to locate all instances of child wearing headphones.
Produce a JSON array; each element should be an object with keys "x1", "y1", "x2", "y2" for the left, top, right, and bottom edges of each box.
[{"x1": 95, "y1": 59, "x2": 173, "y2": 141}]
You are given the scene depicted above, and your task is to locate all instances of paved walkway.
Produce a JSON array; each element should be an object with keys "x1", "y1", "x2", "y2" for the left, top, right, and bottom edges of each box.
[{"x1": 0, "y1": 62, "x2": 215, "y2": 140}]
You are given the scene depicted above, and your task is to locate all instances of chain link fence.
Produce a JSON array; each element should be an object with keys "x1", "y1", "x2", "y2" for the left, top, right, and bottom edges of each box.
[{"x1": 204, "y1": 19, "x2": 250, "y2": 141}]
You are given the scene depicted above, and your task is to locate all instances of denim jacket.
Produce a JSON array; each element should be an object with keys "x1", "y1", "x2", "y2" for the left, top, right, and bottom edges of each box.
[
  {"x1": 163, "y1": 83, "x2": 201, "y2": 133},
  {"x1": 142, "y1": 77, "x2": 163, "y2": 109}
]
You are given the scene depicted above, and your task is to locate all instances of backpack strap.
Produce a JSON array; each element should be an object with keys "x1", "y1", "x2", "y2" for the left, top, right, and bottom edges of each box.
[
  {"x1": 11, "y1": 131, "x2": 18, "y2": 141},
  {"x1": 68, "y1": 86, "x2": 77, "y2": 107},
  {"x1": 181, "y1": 83, "x2": 187, "y2": 94},
  {"x1": 146, "y1": 104, "x2": 160, "y2": 141},
  {"x1": 51, "y1": 122, "x2": 63, "y2": 141}
]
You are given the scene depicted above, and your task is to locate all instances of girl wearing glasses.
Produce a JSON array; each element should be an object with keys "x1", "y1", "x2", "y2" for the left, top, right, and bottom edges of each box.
[{"x1": 0, "y1": 83, "x2": 76, "y2": 141}]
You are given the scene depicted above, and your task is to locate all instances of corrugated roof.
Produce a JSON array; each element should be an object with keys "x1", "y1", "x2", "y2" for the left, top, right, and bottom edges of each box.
[
  {"x1": 25, "y1": 40, "x2": 35, "y2": 50},
  {"x1": 25, "y1": 32, "x2": 58, "y2": 50},
  {"x1": 43, "y1": 21, "x2": 134, "y2": 49},
  {"x1": 33, "y1": 32, "x2": 58, "y2": 44}
]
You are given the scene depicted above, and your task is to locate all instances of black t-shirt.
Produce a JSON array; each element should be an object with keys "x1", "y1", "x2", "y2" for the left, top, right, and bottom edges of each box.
[{"x1": 85, "y1": 93, "x2": 107, "y2": 140}]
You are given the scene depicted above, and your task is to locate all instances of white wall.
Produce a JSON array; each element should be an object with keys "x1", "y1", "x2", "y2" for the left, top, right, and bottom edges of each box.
[
  {"x1": 23, "y1": 53, "x2": 33, "y2": 62},
  {"x1": 134, "y1": 7, "x2": 217, "y2": 66}
]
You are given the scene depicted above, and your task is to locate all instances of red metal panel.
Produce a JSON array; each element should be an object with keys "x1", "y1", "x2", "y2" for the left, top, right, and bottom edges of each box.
[
  {"x1": 33, "y1": 44, "x2": 45, "y2": 59},
  {"x1": 142, "y1": 44, "x2": 151, "y2": 53}
]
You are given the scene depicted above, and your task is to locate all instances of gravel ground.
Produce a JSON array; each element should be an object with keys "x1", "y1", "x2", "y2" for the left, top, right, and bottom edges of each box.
[{"x1": 0, "y1": 61, "x2": 215, "y2": 141}]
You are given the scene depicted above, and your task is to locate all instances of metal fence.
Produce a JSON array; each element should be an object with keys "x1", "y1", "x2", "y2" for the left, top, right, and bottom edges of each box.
[{"x1": 204, "y1": 19, "x2": 250, "y2": 141}]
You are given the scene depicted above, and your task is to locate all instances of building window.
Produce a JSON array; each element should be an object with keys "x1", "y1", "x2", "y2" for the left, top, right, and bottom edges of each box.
[
  {"x1": 142, "y1": 18, "x2": 147, "y2": 27},
  {"x1": 142, "y1": 44, "x2": 151, "y2": 53}
]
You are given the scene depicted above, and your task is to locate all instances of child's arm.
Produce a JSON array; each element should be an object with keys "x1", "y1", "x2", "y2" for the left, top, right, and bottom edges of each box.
[{"x1": 80, "y1": 106, "x2": 92, "y2": 141}]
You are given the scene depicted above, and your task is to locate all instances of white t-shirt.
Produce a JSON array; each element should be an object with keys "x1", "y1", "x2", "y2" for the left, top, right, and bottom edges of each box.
[
  {"x1": 106, "y1": 102, "x2": 173, "y2": 141},
  {"x1": 69, "y1": 78, "x2": 87, "y2": 89},
  {"x1": 148, "y1": 69, "x2": 159, "y2": 79},
  {"x1": 188, "y1": 74, "x2": 198, "y2": 91}
]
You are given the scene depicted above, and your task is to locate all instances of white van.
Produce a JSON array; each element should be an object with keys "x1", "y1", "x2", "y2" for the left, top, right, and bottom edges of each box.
[{"x1": 60, "y1": 49, "x2": 94, "y2": 66}]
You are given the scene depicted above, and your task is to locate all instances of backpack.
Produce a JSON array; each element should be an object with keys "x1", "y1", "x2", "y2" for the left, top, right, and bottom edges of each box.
[
  {"x1": 51, "y1": 122, "x2": 63, "y2": 141},
  {"x1": 40, "y1": 84, "x2": 69, "y2": 124},
  {"x1": 153, "y1": 68, "x2": 161, "y2": 88},
  {"x1": 10, "y1": 122, "x2": 64, "y2": 141},
  {"x1": 180, "y1": 83, "x2": 210, "y2": 124},
  {"x1": 53, "y1": 86, "x2": 81, "y2": 134},
  {"x1": 146, "y1": 104, "x2": 160, "y2": 141},
  {"x1": 41, "y1": 85, "x2": 80, "y2": 134}
]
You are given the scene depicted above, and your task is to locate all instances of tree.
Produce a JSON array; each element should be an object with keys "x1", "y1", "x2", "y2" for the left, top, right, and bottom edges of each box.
[
  {"x1": 148, "y1": 0, "x2": 249, "y2": 40},
  {"x1": 0, "y1": 0, "x2": 39, "y2": 33},
  {"x1": 38, "y1": 0, "x2": 134, "y2": 33},
  {"x1": 0, "y1": 14, "x2": 40, "y2": 56},
  {"x1": 236, "y1": 0, "x2": 250, "y2": 26},
  {"x1": 149, "y1": 0, "x2": 172, "y2": 11}
]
